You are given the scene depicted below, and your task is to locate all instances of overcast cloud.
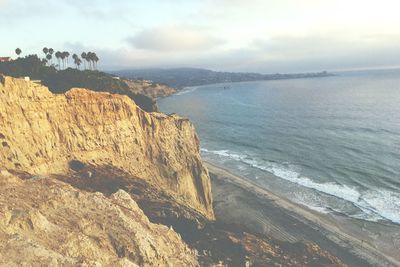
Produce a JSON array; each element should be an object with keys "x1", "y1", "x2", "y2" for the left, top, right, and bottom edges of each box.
[
  {"x1": 127, "y1": 26, "x2": 225, "y2": 51},
  {"x1": 1, "y1": 0, "x2": 400, "y2": 72}
]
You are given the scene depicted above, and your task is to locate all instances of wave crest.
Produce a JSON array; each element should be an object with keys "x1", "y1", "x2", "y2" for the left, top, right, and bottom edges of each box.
[{"x1": 201, "y1": 148, "x2": 400, "y2": 224}]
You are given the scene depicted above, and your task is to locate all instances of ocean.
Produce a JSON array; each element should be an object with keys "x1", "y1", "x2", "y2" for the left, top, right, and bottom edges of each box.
[{"x1": 158, "y1": 69, "x2": 400, "y2": 225}]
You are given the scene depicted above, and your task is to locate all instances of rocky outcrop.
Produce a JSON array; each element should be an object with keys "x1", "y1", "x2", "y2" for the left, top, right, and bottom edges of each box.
[
  {"x1": 48, "y1": 164, "x2": 347, "y2": 267},
  {"x1": 0, "y1": 170, "x2": 198, "y2": 266},
  {"x1": 123, "y1": 79, "x2": 176, "y2": 99},
  {"x1": 0, "y1": 75, "x2": 213, "y2": 219}
]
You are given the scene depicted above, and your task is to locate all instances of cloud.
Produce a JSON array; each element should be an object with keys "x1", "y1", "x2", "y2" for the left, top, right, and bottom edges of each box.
[
  {"x1": 62, "y1": 30, "x2": 400, "y2": 74},
  {"x1": 126, "y1": 26, "x2": 225, "y2": 51},
  {"x1": 235, "y1": 33, "x2": 400, "y2": 72},
  {"x1": 0, "y1": 1, "x2": 61, "y2": 30},
  {"x1": 63, "y1": 32, "x2": 400, "y2": 73},
  {"x1": 255, "y1": 33, "x2": 400, "y2": 58},
  {"x1": 5, "y1": 1, "x2": 397, "y2": 72}
]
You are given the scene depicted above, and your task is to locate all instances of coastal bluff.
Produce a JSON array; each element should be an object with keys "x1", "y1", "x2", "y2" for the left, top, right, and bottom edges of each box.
[
  {"x1": 0, "y1": 75, "x2": 213, "y2": 219},
  {"x1": 0, "y1": 171, "x2": 198, "y2": 266}
]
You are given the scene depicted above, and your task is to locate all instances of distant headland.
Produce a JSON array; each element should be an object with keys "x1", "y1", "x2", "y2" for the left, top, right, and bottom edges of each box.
[{"x1": 112, "y1": 67, "x2": 334, "y2": 89}]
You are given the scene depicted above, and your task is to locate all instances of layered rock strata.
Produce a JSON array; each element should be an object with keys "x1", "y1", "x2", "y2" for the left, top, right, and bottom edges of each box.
[
  {"x1": 0, "y1": 75, "x2": 213, "y2": 219},
  {"x1": 0, "y1": 171, "x2": 198, "y2": 266}
]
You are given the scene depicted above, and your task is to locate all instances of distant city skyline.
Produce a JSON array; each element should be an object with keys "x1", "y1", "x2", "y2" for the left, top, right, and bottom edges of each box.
[{"x1": 1, "y1": 0, "x2": 400, "y2": 73}]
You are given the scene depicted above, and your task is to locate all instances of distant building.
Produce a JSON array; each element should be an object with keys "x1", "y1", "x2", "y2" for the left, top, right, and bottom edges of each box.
[
  {"x1": 112, "y1": 76, "x2": 120, "y2": 80},
  {"x1": 21, "y1": 76, "x2": 41, "y2": 83},
  {"x1": 0, "y1": 57, "x2": 11, "y2": 62}
]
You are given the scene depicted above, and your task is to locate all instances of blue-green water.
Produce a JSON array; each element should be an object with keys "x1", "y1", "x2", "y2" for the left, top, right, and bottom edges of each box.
[{"x1": 159, "y1": 69, "x2": 400, "y2": 224}]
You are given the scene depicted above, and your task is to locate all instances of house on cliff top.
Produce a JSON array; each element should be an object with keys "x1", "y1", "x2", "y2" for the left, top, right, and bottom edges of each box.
[{"x1": 0, "y1": 57, "x2": 11, "y2": 62}]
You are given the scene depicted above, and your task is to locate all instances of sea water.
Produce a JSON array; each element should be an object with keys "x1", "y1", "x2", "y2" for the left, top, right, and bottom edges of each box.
[{"x1": 159, "y1": 69, "x2": 400, "y2": 224}]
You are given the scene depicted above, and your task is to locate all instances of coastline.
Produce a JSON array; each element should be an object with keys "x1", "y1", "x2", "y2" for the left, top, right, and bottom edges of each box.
[{"x1": 206, "y1": 161, "x2": 400, "y2": 267}]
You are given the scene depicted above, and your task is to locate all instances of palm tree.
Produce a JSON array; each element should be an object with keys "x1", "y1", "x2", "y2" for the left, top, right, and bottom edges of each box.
[
  {"x1": 60, "y1": 52, "x2": 67, "y2": 69},
  {"x1": 86, "y1": 52, "x2": 91, "y2": 70},
  {"x1": 55, "y1": 51, "x2": 62, "y2": 70},
  {"x1": 72, "y1": 54, "x2": 78, "y2": 69},
  {"x1": 93, "y1": 54, "x2": 99, "y2": 70},
  {"x1": 73, "y1": 56, "x2": 82, "y2": 70},
  {"x1": 46, "y1": 54, "x2": 52, "y2": 66},
  {"x1": 42, "y1": 48, "x2": 49, "y2": 65},
  {"x1": 64, "y1": 51, "x2": 70, "y2": 68},
  {"x1": 81, "y1": 52, "x2": 87, "y2": 69},
  {"x1": 86, "y1": 52, "x2": 98, "y2": 70},
  {"x1": 42, "y1": 47, "x2": 48, "y2": 61},
  {"x1": 48, "y1": 48, "x2": 54, "y2": 65},
  {"x1": 86, "y1": 52, "x2": 93, "y2": 70},
  {"x1": 15, "y1": 48, "x2": 22, "y2": 57}
]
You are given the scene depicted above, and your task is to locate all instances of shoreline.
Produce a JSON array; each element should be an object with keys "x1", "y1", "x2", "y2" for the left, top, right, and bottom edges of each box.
[
  {"x1": 206, "y1": 161, "x2": 400, "y2": 267},
  {"x1": 167, "y1": 73, "x2": 336, "y2": 93}
]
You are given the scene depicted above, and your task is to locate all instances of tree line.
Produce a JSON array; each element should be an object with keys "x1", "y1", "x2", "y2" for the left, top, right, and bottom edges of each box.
[{"x1": 14, "y1": 47, "x2": 99, "y2": 71}]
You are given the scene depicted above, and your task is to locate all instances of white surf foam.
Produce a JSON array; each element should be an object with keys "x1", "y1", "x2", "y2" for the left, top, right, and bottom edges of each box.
[
  {"x1": 201, "y1": 147, "x2": 400, "y2": 224},
  {"x1": 201, "y1": 148, "x2": 360, "y2": 202},
  {"x1": 360, "y1": 190, "x2": 400, "y2": 224},
  {"x1": 304, "y1": 205, "x2": 330, "y2": 214},
  {"x1": 268, "y1": 166, "x2": 362, "y2": 204}
]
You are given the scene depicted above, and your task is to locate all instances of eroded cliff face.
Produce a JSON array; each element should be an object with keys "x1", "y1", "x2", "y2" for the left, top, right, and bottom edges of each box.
[
  {"x1": 0, "y1": 75, "x2": 349, "y2": 266},
  {"x1": 0, "y1": 170, "x2": 198, "y2": 266},
  {"x1": 0, "y1": 75, "x2": 213, "y2": 219},
  {"x1": 123, "y1": 79, "x2": 176, "y2": 99}
]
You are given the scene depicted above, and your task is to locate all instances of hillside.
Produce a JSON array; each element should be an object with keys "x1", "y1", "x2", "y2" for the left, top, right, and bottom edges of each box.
[
  {"x1": 0, "y1": 55, "x2": 175, "y2": 112},
  {"x1": 112, "y1": 67, "x2": 333, "y2": 89},
  {"x1": 123, "y1": 79, "x2": 176, "y2": 98}
]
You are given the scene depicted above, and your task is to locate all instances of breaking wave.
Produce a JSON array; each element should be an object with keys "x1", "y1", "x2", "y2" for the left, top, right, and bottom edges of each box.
[{"x1": 201, "y1": 148, "x2": 400, "y2": 224}]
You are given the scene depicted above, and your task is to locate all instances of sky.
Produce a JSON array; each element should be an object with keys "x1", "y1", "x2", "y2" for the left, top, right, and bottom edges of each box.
[{"x1": 1, "y1": 0, "x2": 400, "y2": 73}]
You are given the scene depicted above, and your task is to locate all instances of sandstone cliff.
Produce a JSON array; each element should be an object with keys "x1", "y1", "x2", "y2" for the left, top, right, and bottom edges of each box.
[
  {"x1": 123, "y1": 79, "x2": 176, "y2": 99},
  {"x1": 50, "y1": 164, "x2": 347, "y2": 266},
  {"x1": 0, "y1": 75, "x2": 213, "y2": 219},
  {"x1": 0, "y1": 170, "x2": 198, "y2": 266},
  {"x1": 0, "y1": 75, "x2": 350, "y2": 266}
]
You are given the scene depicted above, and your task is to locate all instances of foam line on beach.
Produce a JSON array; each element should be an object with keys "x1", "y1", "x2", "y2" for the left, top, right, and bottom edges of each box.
[
  {"x1": 201, "y1": 147, "x2": 400, "y2": 224},
  {"x1": 206, "y1": 161, "x2": 400, "y2": 267}
]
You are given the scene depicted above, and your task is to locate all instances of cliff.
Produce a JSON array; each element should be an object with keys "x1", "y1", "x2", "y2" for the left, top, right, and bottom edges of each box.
[
  {"x1": 123, "y1": 79, "x2": 176, "y2": 99},
  {"x1": 0, "y1": 75, "x2": 348, "y2": 266},
  {"x1": 0, "y1": 55, "x2": 168, "y2": 113},
  {"x1": 0, "y1": 170, "x2": 198, "y2": 266},
  {"x1": 0, "y1": 75, "x2": 213, "y2": 219}
]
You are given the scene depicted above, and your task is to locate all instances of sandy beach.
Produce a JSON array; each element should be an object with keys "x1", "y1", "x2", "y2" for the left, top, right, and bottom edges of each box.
[{"x1": 206, "y1": 162, "x2": 400, "y2": 267}]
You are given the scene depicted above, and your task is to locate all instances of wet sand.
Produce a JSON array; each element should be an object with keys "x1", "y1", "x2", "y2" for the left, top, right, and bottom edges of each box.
[{"x1": 206, "y1": 162, "x2": 400, "y2": 267}]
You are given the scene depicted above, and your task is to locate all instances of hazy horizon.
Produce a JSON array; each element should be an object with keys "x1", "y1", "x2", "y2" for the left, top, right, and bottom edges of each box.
[{"x1": 1, "y1": 0, "x2": 400, "y2": 73}]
